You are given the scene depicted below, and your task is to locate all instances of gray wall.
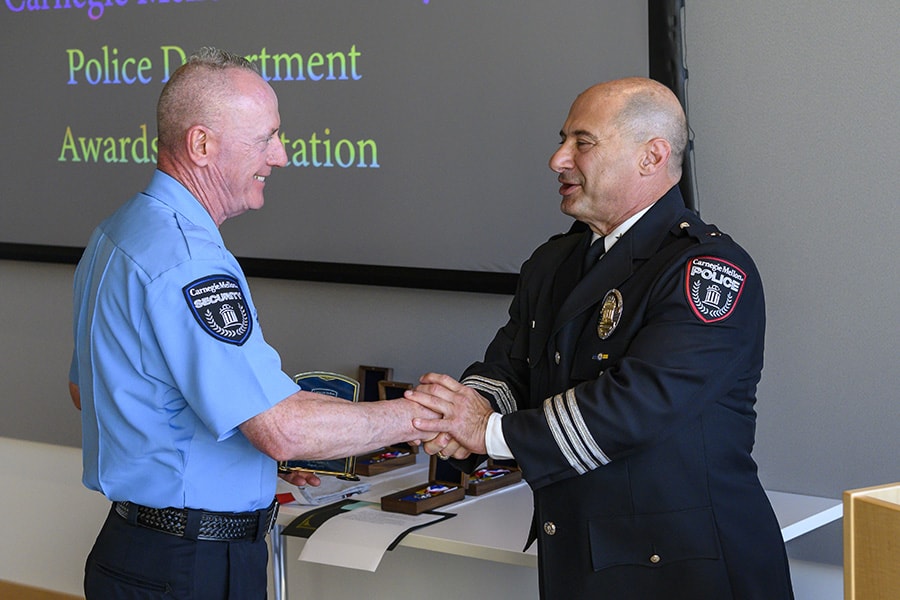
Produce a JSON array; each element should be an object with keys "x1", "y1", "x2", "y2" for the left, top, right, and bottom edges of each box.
[
  {"x1": 684, "y1": 0, "x2": 900, "y2": 565},
  {"x1": 2, "y1": 0, "x2": 898, "y2": 568}
]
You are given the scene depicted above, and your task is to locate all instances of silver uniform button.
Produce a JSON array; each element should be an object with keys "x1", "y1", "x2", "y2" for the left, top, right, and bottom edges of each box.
[
  {"x1": 543, "y1": 521, "x2": 557, "y2": 536},
  {"x1": 649, "y1": 554, "x2": 661, "y2": 564},
  {"x1": 554, "y1": 351, "x2": 561, "y2": 365}
]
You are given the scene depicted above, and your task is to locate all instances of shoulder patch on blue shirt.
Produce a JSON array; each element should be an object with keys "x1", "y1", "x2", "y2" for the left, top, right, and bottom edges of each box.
[{"x1": 183, "y1": 275, "x2": 252, "y2": 345}]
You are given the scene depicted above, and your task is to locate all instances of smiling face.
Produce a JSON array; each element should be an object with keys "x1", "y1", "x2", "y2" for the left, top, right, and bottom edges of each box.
[
  {"x1": 203, "y1": 69, "x2": 288, "y2": 222},
  {"x1": 549, "y1": 88, "x2": 645, "y2": 234},
  {"x1": 548, "y1": 79, "x2": 684, "y2": 236}
]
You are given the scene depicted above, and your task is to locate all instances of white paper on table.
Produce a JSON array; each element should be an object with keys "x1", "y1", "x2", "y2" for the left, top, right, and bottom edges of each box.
[
  {"x1": 298, "y1": 503, "x2": 454, "y2": 571},
  {"x1": 291, "y1": 477, "x2": 371, "y2": 505}
]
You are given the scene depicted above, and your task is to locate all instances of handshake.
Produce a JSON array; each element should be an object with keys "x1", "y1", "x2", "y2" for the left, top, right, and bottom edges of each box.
[
  {"x1": 405, "y1": 372, "x2": 495, "y2": 462},
  {"x1": 276, "y1": 372, "x2": 498, "y2": 490}
]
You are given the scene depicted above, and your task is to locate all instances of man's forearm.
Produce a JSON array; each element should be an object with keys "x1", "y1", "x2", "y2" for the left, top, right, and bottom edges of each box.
[{"x1": 240, "y1": 391, "x2": 437, "y2": 461}]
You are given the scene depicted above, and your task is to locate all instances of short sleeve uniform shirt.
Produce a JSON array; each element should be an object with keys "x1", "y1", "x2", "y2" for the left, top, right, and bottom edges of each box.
[{"x1": 70, "y1": 170, "x2": 299, "y2": 512}]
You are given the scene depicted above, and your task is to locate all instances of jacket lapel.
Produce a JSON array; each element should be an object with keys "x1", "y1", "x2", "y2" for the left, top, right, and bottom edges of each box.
[
  {"x1": 550, "y1": 231, "x2": 591, "y2": 319},
  {"x1": 552, "y1": 237, "x2": 633, "y2": 334},
  {"x1": 550, "y1": 186, "x2": 687, "y2": 336}
]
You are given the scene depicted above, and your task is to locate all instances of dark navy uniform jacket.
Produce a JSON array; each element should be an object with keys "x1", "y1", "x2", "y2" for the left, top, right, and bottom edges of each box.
[{"x1": 459, "y1": 186, "x2": 794, "y2": 599}]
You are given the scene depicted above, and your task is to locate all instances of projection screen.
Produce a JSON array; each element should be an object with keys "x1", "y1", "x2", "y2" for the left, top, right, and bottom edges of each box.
[{"x1": 1, "y1": 1, "x2": 688, "y2": 293}]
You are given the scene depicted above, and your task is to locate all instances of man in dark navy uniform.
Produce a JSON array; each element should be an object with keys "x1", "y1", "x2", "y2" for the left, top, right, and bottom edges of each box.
[{"x1": 409, "y1": 78, "x2": 793, "y2": 599}]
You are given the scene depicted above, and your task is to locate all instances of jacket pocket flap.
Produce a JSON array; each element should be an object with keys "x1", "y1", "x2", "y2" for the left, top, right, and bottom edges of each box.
[{"x1": 589, "y1": 507, "x2": 720, "y2": 571}]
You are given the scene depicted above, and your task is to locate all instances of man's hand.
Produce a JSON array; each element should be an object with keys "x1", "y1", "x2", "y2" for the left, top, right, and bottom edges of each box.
[
  {"x1": 278, "y1": 469, "x2": 321, "y2": 487},
  {"x1": 406, "y1": 373, "x2": 493, "y2": 457},
  {"x1": 69, "y1": 381, "x2": 81, "y2": 410},
  {"x1": 416, "y1": 431, "x2": 470, "y2": 461}
]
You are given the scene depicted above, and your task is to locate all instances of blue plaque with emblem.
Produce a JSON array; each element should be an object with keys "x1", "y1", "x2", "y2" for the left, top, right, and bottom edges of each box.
[{"x1": 277, "y1": 371, "x2": 361, "y2": 481}]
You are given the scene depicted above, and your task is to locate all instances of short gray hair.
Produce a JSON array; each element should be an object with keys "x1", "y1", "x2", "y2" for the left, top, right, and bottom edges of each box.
[{"x1": 156, "y1": 47, "x2": 260, "y2": 153}]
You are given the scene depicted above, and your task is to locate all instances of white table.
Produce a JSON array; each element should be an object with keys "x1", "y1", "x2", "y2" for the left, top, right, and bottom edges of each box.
[{"x1": 270, "y1": 454, "x2": 842, "y2": 599}]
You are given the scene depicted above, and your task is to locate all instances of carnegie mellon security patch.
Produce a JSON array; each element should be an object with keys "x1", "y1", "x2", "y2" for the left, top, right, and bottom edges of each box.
[
  {"x1": 183, "y1": 275, "x2": 252, "y2": 345},
  {"x1": 685, "y1": 257, "x2": 746, "y2": 323}
]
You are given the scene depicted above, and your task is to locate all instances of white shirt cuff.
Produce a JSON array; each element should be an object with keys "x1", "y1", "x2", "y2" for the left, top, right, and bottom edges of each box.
[{"x1": 485, "y1": 412, "x2": 514, "y2": 460}]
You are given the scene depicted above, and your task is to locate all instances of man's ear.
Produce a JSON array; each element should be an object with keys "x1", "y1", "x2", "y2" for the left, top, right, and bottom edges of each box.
[
  {"x1": 638, "y1": 137, "x2": 671, "y2": 174},
  {"x1": 187, "y1": 126, "x2": 211, "y2": 166}
]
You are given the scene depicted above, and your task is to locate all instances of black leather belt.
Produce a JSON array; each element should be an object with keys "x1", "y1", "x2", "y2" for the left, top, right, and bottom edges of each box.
[{"x1": 114, "y1": 499, "x2": 278, "y2": 542}]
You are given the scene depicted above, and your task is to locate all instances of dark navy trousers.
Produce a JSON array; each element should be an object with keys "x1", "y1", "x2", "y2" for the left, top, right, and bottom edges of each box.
[{"x1": 84, "y1": 505, "x2": 268, "y2": 599}]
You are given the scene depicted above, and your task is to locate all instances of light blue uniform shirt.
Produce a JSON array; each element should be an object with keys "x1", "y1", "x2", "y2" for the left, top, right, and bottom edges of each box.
[{"x1": 70, "y1": 170, "x2": 300, "y2": 512}]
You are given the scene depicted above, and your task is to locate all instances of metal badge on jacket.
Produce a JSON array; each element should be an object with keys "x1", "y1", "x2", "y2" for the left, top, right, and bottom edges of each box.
[{"x1": 597, "y1": 289, "x2": 623, "y2": 339}]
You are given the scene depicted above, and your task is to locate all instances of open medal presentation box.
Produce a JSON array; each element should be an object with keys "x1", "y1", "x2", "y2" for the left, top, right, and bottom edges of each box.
[
  {"x1": 355, "y1": 445, "x2": 416, "y2": 476},
  {"x1": 381, "y1": 455, "x2": 466, "y2": 515},
  {"x1": 465, "y1": 459, "x2": 522, "y2": 496},
  {"x1": 358, "y1": 365, "x2": 393, "y2": 402},
  {"x1": 277, "y1": 371, "x2": 361, "y2": 481}
]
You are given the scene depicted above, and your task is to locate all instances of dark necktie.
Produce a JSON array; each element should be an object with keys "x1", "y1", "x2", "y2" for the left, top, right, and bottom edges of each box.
[{"x1": 582, "y1": 236, "x2": 605, "y2": 276}]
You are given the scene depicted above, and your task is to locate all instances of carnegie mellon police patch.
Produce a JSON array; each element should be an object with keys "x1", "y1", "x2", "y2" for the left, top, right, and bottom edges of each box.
[
  {"x1": 183, "y1": 275, "x2": 252, "y2": 345},
  {"x1": 685, "y1": 257, "x2": 746, "y2": 323}
]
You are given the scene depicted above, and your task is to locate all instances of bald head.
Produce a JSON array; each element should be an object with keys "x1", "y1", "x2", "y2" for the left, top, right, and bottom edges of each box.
[
  {"x1": 576, "y1": 78, "x2": 688, "y2": 178},
  {"x1": 550, "y1": 77, "x2": 689, "y2": 234}
]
